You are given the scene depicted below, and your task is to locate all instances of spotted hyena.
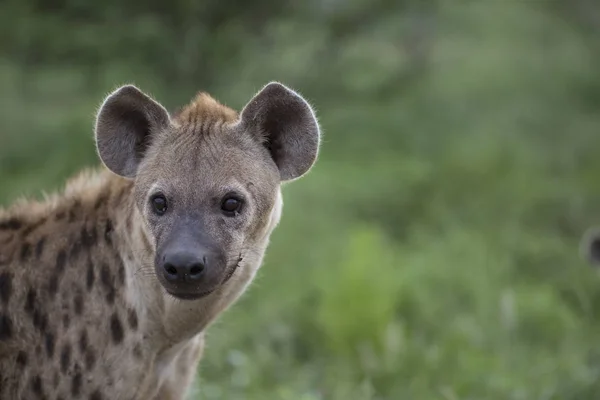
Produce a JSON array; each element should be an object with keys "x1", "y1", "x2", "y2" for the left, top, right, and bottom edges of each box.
[{"x1": 0, "y1": 82, "x2": 321, "y2": 399}]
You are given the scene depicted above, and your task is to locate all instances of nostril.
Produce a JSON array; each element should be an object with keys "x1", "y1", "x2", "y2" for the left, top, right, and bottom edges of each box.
[
  {"x1": 189, "y1": 263, "x2": 205, "y2": 278},
  {"x1": 164, "y1": 264, "x2": 178, "y2": 277}
]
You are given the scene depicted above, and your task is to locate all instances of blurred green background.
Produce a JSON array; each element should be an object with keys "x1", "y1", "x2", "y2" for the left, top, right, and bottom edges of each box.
[{"x1": 2, "y1": 1, "x2": 600, "y2": 399}]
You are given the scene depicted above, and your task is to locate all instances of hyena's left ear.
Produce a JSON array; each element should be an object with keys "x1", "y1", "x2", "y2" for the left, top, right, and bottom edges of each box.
[
  {"x1": 581, "y1": 227, "x2": 600, "y2": 266},
  {"x1": 95, "y1": 85, "x2": 171, "y2": 179},
  {"x1": 239, "y1": 82, "x2": 321, "y2": 182}
]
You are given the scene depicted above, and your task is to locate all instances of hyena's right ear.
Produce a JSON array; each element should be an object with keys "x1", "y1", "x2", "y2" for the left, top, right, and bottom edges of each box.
[
  {"x1": 580, "y1": 227, "x2": 600, "y2": 266},
  {"x1": 94, "y1": 85, "x2": 170, "y2": 178}
]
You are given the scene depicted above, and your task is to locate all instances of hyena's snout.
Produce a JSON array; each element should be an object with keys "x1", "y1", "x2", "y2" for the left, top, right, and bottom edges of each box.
[
  {"x1": 155, "y1": 230, "x2": 227, "y2": 300},
  {"x1": 162, "y1": 248, "x2": 207, "y2": 283}
]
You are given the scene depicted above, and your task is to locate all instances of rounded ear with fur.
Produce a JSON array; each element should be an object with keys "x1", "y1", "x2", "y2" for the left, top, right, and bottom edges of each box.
[
  {"x1": 95, "y1": 85, "x2": 170, "y2": 178},
  {"x1": 239, "y1": 82, "x2": 321, "y2": 182},
  {"x1": 580, "y1": 227, "x2": 600, "y2": 266}
]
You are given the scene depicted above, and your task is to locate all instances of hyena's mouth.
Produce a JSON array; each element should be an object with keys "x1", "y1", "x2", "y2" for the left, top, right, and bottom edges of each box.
[
  {"x1": 167, "y1": 288, "x2": 216, "y2": 300},
  {"x1": 165, "y1": 255, "x2": 242, "y2": 300},
  {"x1": 221, "y1": 255, "x2": 243, "y2": 285}
]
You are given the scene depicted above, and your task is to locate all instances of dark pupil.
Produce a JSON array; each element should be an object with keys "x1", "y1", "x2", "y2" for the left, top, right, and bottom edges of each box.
[
  {"x1": 153, "y1": 197, "x2": 166, "y2": 213},
  {"x1": 223, "y1": 198, "x2": 239, "y2": 212}
]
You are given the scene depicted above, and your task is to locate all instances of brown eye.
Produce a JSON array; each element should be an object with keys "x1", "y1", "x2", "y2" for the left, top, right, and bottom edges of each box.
[
  {"x1": 221, "y1": 196, "x2": 243, "y2": 216},
  {"x1": 151, "y1": 194, "x2": 168, "y2": 215}
]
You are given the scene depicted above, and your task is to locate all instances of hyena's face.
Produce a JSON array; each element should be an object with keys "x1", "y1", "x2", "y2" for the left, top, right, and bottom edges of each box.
[{"x1": 94, "y1": 83, "x2": 320, "y2": 300}]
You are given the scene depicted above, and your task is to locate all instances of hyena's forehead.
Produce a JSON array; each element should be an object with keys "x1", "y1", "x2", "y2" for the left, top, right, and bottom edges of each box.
[{"x1": 153, "y1": 92, "x2": 258, "y2": 166}]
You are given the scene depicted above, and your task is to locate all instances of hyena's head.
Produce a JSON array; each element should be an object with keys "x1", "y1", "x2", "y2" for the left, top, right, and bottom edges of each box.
[{"x1": 94, "y1": 82, "x2": 320, "y2": 300}]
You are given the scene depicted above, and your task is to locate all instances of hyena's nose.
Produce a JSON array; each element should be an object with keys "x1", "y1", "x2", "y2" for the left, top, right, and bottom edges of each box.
[{"x1": 162, "y1": 252, "x2": 206, "y2": 282}]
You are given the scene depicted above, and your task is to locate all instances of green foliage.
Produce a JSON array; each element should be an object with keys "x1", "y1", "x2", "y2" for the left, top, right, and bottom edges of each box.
[
  {"x1": 314, "y1": 226, "x2": 398, "y2": 357},
  {"x1": 2, "y1": 0, "x2": 600, "y2": 399}
]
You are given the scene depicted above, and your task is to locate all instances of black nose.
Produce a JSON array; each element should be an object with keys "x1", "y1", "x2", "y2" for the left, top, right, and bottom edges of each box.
[{"x1": 162, "y1": 252, "x2": 206, "y2": 282}]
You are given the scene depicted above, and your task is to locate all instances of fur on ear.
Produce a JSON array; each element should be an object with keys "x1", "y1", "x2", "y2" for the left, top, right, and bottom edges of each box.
[
  {"x1": 95, "y1": 85, "x2": 170, "y2": 178},
  {"x1": 239, "y1": 82, "x2": 321, "y2": 181},
  {"x1": 581, "y1": 227, "x2": 600, "y2": 266}
]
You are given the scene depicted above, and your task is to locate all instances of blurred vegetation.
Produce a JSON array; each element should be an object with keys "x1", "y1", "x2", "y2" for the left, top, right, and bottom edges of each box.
[{"x1": 2, "y1": 0, "x2": 600, "y2": 399}]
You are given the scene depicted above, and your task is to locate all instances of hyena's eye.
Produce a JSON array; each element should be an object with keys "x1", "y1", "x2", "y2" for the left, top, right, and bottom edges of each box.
[
  {"x1": 221, "y1": 195, "x2": 243, "y2": 216},
  {"x1": 150, "y1": 193, "x2": 168, "y2": 215}
]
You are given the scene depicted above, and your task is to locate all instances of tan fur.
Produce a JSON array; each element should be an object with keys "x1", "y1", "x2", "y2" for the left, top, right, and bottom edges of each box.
[
  {"x1": 174, "y1": 92, "x2": 238, "y2": 125},
  {"x1": 0, "y1": 82, "x2": 319, "y2": 399}
]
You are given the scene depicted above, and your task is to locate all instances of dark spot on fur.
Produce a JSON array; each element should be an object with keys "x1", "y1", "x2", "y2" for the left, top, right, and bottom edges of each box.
[
  {"x1": 106, "y1": 289, "x2": 115, "y2": 304},
  {"x1": 33, "y1": 309, "x2": 48, "y2": 333},
  {"x1": 100, "y1": 263, "x2": 115, "y2": 304},
  {"x1": 128, "y1": 309, "x2": 138, "y2": 330},
  {"x1": 94, "y1": 193, "x2": 108, "y2": 211},
  {"x1": 63, "y1": 313, "x2": 70, "y2": 329},
  {"x1": 85, "y1": 349, "x2": 96, "y2": 371},
  {"x1": 25, "y1": 288, "x2": 36, "y2": 315},
  {"x1": 99, "y1": 263, "x2": 110, "y2": 286},
  {"x1": 20, "y1": 242, "x2": 31, "y2": 261},
  {"x1": 110, "y1": 313, "x2": 124, "y2": 344},
  {"x1": 60, "y1": 342, "x2": 71, "y2": 373},
  {"x1": 0, "y1": 252, "x2": 8, "y2": 266},
  {"x1": 90, "y1": 389, "x2": 103, "y2": 400},
  {"x1": 70, "y1": 240, "x2": 82, "y2": 258},
  {"x1": 67, "y1": 201, "x2": 80, "y2": 223},
  {"x1": 45, "y1": 332, "x2": 55, "y2": 358},
  {"x1": 86, "y1": 258, "x2": 95, "y2": 290},
  {"x1": 0, "y1": 314, "x2": 13, "y2": 340},
  {"x1": 0, "y1": 252, "x2": 10, "y2": 266},
  {"x1": 48, "y1": 275, "x2": 59, "y2": 297},
  {"x1": 31, "y1": 375, "x2": 43, "y2": 396},
  {"x1": 117, "y1": 262, "x2": 125, "y2": 285},
  {"x1": 104, "y1": 219, "x2": 113, "y2": 245},
  {"x1": 0, "y1": 272, "x2": 12, "y2": 305},
  {"x1": 74, "y1": 293, "x2": 83, "y2": 315},
  {"x1": 35, "y1": 237, "x2": 46, "y2": 258},
  {"x1": 21, "y1": 217, "x2": 47, "y2": 237},
  {"x1": 53, "y1": 371, "x2": 59, "y2": 388},
  {"x1": 16, "y1": 350, "x2": 28, "y2": 366},
  {"x1": 0, "y1": 218, "x2": 22, "y2": 230},
  {"x1": 81, "y1": 224, "x2": 98, "y2": 249},
  {"x1": 54, "y1": 210, "x2": 66, "y2": 221},
  {"x1": 55, "y1": 250, "x2": 66, "y2": 273},
  {"x1": 126, "y1": 213, "x2": 133, "y2": 233},
  {"x1": 71, "y1": 372, "x2": 82, "y2": 396},
  {"x1": 79, "y1": 330, "x2": 88, "y2": 353},
  {"x1": 60, "y1": 291, "x2": 68, "y2": 307}
]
